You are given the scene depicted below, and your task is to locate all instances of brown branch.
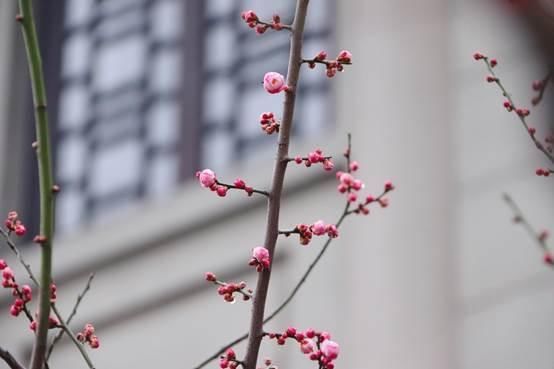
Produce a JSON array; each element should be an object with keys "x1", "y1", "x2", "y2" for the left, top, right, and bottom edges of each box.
[
  {"x1": 0, "y1": 346, "x2": 26, "y2": 369},
  {"x1": 242, "y1": 1, "x2": 310, "y2": 368}
]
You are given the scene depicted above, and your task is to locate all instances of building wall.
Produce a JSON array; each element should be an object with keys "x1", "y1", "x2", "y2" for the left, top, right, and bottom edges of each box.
[{"x1": 0, "y1": 1, "x2": 553, "y2": 369}]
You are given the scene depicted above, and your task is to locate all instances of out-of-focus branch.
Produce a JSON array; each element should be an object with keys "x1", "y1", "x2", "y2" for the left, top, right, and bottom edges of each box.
[{"x1": 0, "y1": 346, "x2": 26, "y2": 369}]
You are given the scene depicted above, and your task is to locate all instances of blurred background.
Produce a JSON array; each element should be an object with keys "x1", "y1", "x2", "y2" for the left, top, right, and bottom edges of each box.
[{"x1": 0, "y1": 0, "x2": 553, "y2": 368}]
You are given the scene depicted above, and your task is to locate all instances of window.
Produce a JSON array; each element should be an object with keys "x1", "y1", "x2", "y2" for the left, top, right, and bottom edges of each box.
[{"x1": 53, "y1": 0, "x2": 334, "y2": 233}]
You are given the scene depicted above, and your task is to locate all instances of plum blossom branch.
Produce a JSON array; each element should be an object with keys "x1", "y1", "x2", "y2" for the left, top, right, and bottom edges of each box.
[
  {"x1": 0, "y1": 346, "x2": 26, "y2": 369},
  {"x1": 502, "y1": 193, "x2": 553, "y2": 267},
  {"x1": 474, "y1": 53, "x2": 554, "y2": 167},
  {"x1": 50, "y1": 304, "x2": 96, "y2": 369},
  {"x1": 242, "y1": 1, "x2": 311, "y2": 367},
  {"x1": 46, "y1": 273, "x2": 95, "y2": 360},
  {"x1": 1, "y1": 232, "x2": 96, "y2": 368}
]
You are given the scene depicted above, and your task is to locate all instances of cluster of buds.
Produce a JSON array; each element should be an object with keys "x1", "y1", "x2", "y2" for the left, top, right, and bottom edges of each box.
[
  {"x1": 196, "y1": 170, "x2": 261, "y2": 197},
  {"x1": 205, "y1": 272, "x2": 253, "y2": 303},
  {"x1": 260, "y1": 112, "x2": 280, "y2": 135},
  {"x1": 76, "y1": 323, "x2": 100, "y2": 349},
  {"x1": 249, "y1": 246, "x2": 270, "y2": 272},
  {"x1": 305, "y1": 50, "x2": 353, "y2": 78},
  {"x1": 336, "y1": 171, "x2": 365, "y2": 203},
  {"x1": 282, "y1": 220, "x2": 339, "y2": 246},
  {"x1": 241, "y1": 11, "x2": 287, "y2": 34},
  {"x1": 4, "y1": 211, "x2": 26, "y2": 236},
  {"x1": 292, "y1": 149, "x2": 334, "y2": 171},
  {"x1": 535, "y1": 168, "x2": 552, "y2": 177},
  {"x1": 267, "y1": 327, "x2": 340, "y2": 369},
  {"x1": 29, "y1": 315, "x2": 59, "y2": 332},
  {"x1": 1, "y1": 261, "x2": 32, "y2": 317},
  {"x1": 219, "y1": 348, "x2": 241, "y2": 369}
]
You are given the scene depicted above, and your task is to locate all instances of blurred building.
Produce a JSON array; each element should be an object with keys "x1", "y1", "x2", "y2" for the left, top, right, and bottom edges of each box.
[{"x1": 0, "y1": 1, "x2": 553, "y2": 369}]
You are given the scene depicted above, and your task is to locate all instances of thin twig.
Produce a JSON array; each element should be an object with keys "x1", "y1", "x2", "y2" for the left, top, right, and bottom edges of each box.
[
  {"x1": 480, "y1": 57, "x2": 554, "y2": 164},
  {"x1": 0, "y1": 228, "x2": 40, "y2": 286},
  {"x1": 0, "y1": 346, "x2": 26, "y2": 369},
  {"x1": 215, "y1": 181, "x2": 270, "y2": 197},
  {"x1": 502, "y1": 193, "x2": 552, "y2": 268},
  {"x1": 2, "y1": 234, "x2": 96, "y2": 368},
  {"x1": 46, "y1": 273, "x2": 95, "y2": 360},
  {"x1": 50, "y1": 304, "x2": 96, "y2": 369}
]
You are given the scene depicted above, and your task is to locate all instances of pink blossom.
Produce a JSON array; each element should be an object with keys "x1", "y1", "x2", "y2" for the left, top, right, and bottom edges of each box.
[
  {"x1": 326, "y1": 224, "x2": 339, "y2": 238},
  {"x1": 0, "y1": 259, "x2": 6, "y2": 270},
  {"x1": 252, "y1": 246, "x2": 270, "y2": 265},
  {"x1": 349, "y1": 161, "x2": 359, "y2": 172},
  {"x1": 2, "y1": 267, "x2": 14, "y2": 280},
  {"x1": 196, "y1": 169, "x2": 217, "y2": 188},
  {"x1": 263, "y1": 72, "x2": 288, "y2": 94},
  {"x1": 216, "y1": 185, "x2": 228, "y2": 197},
  {"x1": 323, "y1": 159, "x2": 334, "y2": 171},
  {"x1": 311, "y1": 220, "x2": 326, "y2": 236},
  {"x1": 351, "y1": 179, "x2": 364, "y2": 191},
  {"x1": 300, "y1": 339, "x2": 316, "y2": 354},
  {"x1": 321, "y1": 339, "x2": 340, "y2": 360},
  {"x1": 337, "y1": 50, "x2": 352, "y2": 63},
  {"x1": 339, "y1": 172, "x2": 353, "y2": 186}
]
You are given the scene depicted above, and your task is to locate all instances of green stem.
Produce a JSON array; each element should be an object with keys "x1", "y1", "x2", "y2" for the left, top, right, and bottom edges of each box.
[{"x1": 17, "y1": 1, "x2": 55, "y2": 369}]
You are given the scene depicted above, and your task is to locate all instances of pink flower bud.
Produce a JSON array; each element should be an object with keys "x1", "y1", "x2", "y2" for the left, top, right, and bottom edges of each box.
[
  {"x1": 321, "y1": 340, "x2": 340, "y2": 360},
  {"x1": 326, "y1": 224, "x2": 339, "y2": 238},
  {"x1": 0, "y1": 259, "x2": 7, "y2": 270},
  {"x1": 216, "y1": 185, "x2": 228, "y2": 197},
  {"x1": 2, "y1": 267, "x2": 14, "y2": 280},
  {"x1": 196, "y1": 169, "x2": 217, "y2": 188},
  {"x1": 323, "y1": 160, "x2": 334, "y2": 171},
  {"x1": 233, "y1": 178, "x2": 246, "y2": 189},
  {"x1": 205, "y1": 272, "x2": 217, "y2": 282},
  {"x1": 337, "y1": 50, "x2": 352, "y2": 63},
  {"x1": 89, "y1": 335, "x2": 100, "y2": 349},
  {"x1": 349, "y1": 161, "x2": 359, "y2": 172},
  {"x1": 347, "y1": 193, "x2": 357, "y2": 203},
  {"x1": 311, "y1": 220, "x2": 327, "y2": 236},
  {"x1": 352, "y1": 179, "x2": 364, "y2": 191},
  {"x1": 14, "y1": 224, "x2": 26, "y2": 236},
  {"x1": 301, "y1": 339, "x2": 316, "y2": 354},
  {"x1": 263, "y1": 72, "x2": 288, "y2": 94},
  {"x1": 339, "y1": 173, "x2": 353, "y2": 186},
  {"x1": 252, "y1": 246, "x2": 270, "y2": 270}
]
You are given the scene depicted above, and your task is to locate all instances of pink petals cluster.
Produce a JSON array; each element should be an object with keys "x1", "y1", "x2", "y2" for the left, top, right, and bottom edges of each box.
[
  {"x1": 284, "y1": 220, "x2": 339, "y2": 246},
  {"x1": 267, "y1": 327, "x2": 340, "y2": 369},
  {"x1": 241, "y1": 11, "x2": 287, "y2": 34},
  {"x1": 76, "y1": 323, "x2": 100, "y2": 349},
  {"x1": 305, "y1": 50, "x2": 353, "y2": 78},
  {"x1": 336, "y1": 170, "x2": 365, "y2": 203},
  {"x1": 205, "y1": 272, "x2": 253, "y2": 303},
  {"x1": 263, "y1": 72, "x2": 288, "y2": 94},
  {"x1": 196, "y1": 169, "x2": 258, "y2": 197},
  {"x1": 292, "y1": 149, "x2": 334, "y2": 171},
  {"x1": 219, "y1": 348, "x2": 240, "y2": 369},
  {"x1": 249, "y1": 246, "x2": 270, "y2": 272},
  {"x1": 1, "y1": 261, "x2": 32, "y2": 317},
  {"x1": 4, "y1": 211, "x2": 26, "y2": 236},
  {"x1": 259, "y1": 112, "x2": 280, "y2": 135}
]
